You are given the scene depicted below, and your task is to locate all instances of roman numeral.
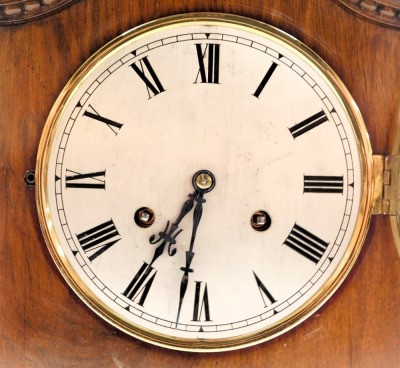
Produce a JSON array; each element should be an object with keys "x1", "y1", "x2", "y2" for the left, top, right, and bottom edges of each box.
[
  {"x1": 289, "y1": 110, "x2": 328, "y2": 139},
  {"x1": 253, "y1": 62, "x2": 278, "y2": 98},
  {"x1": 65, "y1": 169, "x2": 106, "y2": 189},
  {"x1": 283, "y1": 224, "x2": 329, "y2": 264},
  {"x1": 123, "y1": 262, "x2": 157, "y2": 306},
  {"x1": 195, "y1": 43, "x2": 220, "y2": 84},
  {"x1": 76, "y1": 219, "x2": 121, "y2": 262},
  {"x1": 253, "y1": 272, "x2": 276, "y2": 307},
  {"x1": 131, "y1": 56, "x2": 165, "y2": 98},
  {"x1": 192, "y1": 281, "x2": 211, "y2": 322},
  {"x1": 83, "y1": 105, "x2": 123, "y2": 135},
  {"x1": 304, "y1": 175, "x2": 344, "y2": 194}
]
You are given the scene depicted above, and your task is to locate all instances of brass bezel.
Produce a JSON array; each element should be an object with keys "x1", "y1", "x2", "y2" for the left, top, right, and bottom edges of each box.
[{"x1": 36, "y1": 13, "x2": 374, "y2": 352}]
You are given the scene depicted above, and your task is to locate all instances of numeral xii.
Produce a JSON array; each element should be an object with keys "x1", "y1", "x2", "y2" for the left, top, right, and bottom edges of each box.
[{"x1": 195, "y1": 43, "x2": 220, "y2": 84}]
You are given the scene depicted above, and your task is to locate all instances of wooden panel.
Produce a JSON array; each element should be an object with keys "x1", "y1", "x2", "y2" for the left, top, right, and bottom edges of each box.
[{"x1": 0, "y1": 0, "x2": 399, "y2": 367}]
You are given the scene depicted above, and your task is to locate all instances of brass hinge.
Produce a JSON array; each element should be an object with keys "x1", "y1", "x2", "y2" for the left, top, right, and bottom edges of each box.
[{"x1": 372, "y1": 155, "x2": 400, "y2": 215}]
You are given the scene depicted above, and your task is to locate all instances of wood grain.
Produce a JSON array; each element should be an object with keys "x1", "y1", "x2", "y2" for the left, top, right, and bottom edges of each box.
[{"x1": 0, "y1": 0, "x2": 399, "y2": 367}]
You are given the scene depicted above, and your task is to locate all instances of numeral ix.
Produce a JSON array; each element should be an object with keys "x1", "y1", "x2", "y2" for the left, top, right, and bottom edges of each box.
[{"x1": 66, "y1": 169, "x2": 105, "y2": 189}]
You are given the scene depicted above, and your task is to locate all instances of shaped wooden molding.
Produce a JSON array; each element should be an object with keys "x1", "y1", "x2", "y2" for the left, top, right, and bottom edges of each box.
[
  {"x1": 0, "y1": 0, "x2": 78, "y2": 25},
  {"x1": 337, "y1": 0, "x2": 400, "y2": 28}
]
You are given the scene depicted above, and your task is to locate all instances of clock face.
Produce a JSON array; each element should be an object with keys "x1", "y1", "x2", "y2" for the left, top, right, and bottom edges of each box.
[{"x1": 36, "y1": 13, "x2": 373, "y2": 351}]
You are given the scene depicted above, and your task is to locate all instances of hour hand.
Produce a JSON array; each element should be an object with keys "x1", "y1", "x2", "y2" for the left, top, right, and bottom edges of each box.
[{"x1": 147, "y1": 191, "x2": 197, "y2": 267}]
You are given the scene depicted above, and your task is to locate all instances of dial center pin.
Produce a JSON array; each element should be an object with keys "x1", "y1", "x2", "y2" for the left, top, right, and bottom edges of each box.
[{"x1": 192, "y1": 170, "x2": 216, "y2": 192}]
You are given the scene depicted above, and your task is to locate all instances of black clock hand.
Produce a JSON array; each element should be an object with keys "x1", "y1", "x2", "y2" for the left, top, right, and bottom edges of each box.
[
  {"x1": 176, "y1": 191, "x2": 205, "y2": 326},
  {"x1": 123, "y1": 191, "x2": 199, "y2": 303},
  {"x1": 176, "y1": 170, "x2": 215, "y2": 327}
]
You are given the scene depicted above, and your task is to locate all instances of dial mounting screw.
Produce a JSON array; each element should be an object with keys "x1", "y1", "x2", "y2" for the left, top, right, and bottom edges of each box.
[
  {"x1": 134, "y1": 207, "x2": 155, "y2": 228},
  {"x1": 251, "y1": 210, "x2": 271, "y2": 232}
]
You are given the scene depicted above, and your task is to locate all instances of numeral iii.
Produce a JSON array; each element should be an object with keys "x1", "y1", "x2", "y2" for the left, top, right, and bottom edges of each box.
[{"x1": 304, "y1": 175, "x2": 344, "y2": 194}]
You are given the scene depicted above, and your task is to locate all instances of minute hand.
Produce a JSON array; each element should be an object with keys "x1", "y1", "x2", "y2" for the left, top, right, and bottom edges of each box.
[{"x1": 176, "y1": 191, "x2": 206, "y2": 326}]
